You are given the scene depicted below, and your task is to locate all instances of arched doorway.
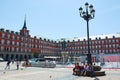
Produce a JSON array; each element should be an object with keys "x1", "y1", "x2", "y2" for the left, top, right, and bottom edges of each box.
[
  {"x1": 11, "y1": 54, "x2": 14, "y2": 60},
  {"x1": 28, "y1": 55, "x2": 31, "y2": 59},
  {"x1": 0, "y1": 54, "x2": 3, "y2": 58},
  {"x1": 5, "y1": 54, "x2": 9, "y2": 61},
  {"x1": 15, "y1": 54, "x2": 19, "y2": 60},
  {"x1": 24, "y1": 55, "x2": 28, "y2": 60},
  {"x1": 20, "y1": 55, "x2": 23, "y2": 61}
]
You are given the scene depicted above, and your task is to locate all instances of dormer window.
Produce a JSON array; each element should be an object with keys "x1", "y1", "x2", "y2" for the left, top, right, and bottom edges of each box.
[
  {"x1": 67, "y1": 40, "x2": 70, "y2": 43},
  {"x1": 99, "y1": 37, "x2": 101, "y2": 40},
  {"x1": 105, "y1": 36, "x2": 108, "y2": 39},
  {"x1": 113, "y1": 36, "x2": 115, "y2": 38}
]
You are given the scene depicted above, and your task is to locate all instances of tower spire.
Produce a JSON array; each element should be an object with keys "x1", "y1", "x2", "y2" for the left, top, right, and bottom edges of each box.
[{"x1": 22, "y1": 15, "x2": 27, "y2": 30}]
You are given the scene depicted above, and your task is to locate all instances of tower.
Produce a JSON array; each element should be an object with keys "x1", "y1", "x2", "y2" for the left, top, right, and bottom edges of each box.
[{"x1": 20, "y1": 17, "x2": 29, "y2": 37}]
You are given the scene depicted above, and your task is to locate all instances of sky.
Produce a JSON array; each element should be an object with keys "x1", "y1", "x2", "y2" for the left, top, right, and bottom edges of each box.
[{"x1": 0, "y1": 0, "x2": 120, "y2": 40}]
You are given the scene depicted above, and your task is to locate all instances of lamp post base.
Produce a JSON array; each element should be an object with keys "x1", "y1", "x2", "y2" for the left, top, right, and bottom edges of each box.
[{"x1": 87, "y1": 53, "x2": 92, "y2": 65}]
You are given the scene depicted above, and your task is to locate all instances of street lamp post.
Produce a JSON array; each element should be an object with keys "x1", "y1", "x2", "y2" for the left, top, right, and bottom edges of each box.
[{"x1": 79, "y1": 2, "x2": 95, "y2": 65}]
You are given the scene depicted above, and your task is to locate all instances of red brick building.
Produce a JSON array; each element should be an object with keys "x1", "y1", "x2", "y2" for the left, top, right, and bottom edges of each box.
[
  {"x1": 0, "y1": 19, "x2": 61, "y2": 60},
  {"x1": 0, "y1": 19, "x2": 120, "y2": 61},
  {"x1": 63, "y1": 34, "x2": 120, "y2": 63}
]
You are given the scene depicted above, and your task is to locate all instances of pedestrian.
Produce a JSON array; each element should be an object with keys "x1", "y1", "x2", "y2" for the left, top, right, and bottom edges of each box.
[
  {"x1": 73, "y1": 63, "x2": 82, "y2": 75},
  {"x1": 82, "y1": 63, "x2": 90, "y2": 76},
  {"x1": 5, "y1": 59, "x2": 11, "y2": 70},
  {"x1": 25, "y1": 58, "x2": 29, "y2": 67},
  {"x1": 16, "y1": 60, "x2": 21, "y2": 70},
  {"x1": 11, "y1": 59, "x2": 14, "y2": 64},
  {"x1": 89, "y1": 64, "x2": 94, "y2": 77}
]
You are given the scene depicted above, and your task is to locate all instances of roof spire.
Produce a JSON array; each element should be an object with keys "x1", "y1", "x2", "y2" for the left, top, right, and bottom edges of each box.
[{"x1": 22, "y1": 15, "x2": 27, "y2": 30}]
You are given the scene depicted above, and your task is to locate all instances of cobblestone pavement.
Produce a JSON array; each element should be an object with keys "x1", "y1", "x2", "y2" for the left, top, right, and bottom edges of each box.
[{"x1": 0, "y1": 62, "x2": 120, "y2": 80}]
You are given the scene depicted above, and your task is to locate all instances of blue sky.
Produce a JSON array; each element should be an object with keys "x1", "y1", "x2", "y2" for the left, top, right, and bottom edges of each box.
[{"x1": 0, "y1": 0, "x2": 120, "y2": 40}]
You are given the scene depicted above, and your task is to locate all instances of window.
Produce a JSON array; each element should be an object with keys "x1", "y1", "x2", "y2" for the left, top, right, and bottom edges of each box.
[
  {"x1": 25, "y1": 49, "x2": 27, "y2": 52},
  {"x1": 92, "y1": 41, "x2": 94, "y2": 44},
  {"x1": 86, "y1": 41, "x2": 88, "y2": 44},
  {"x1": 12, "y1": 47, "x2": 14, "y2": 52},
  {"x1": 2, "y1": 33, "x2": 5, "y2": 38},
  {"x1": 98, "y1": 41, "x2": 101, "y2": 44},
  {"x1": 91, "y1": 46, "x2": 94, "y2": 49},
  {"x1": 116, "y1": 44, "x2": 119, "y2": 47},
  {"x1": 106, "y1": 40, "x2": 108, "y2": 43},
  {"x1": 35, "y1": 45, "x2": 37, "y2": 48},
  {"x1": 32, "y1": 39, "x2": 34, "y2": 42},
  {"x1": 117, "y1": 49, "x2": 119, "y2": 53},
  {"x1": 12, "y1": 35, "x2": 15, "y2": 40},
  {"x1": 1, "y1": 39, "x2": 4, "y2": 44},
  {"x1": 12, "y1": 41, "x2": 15, "y2": 45},
  {"x1": 99, "y1": 45, "x2": 101, "y2": 48},
  {"x1": 32, "y1": 44, "x2": 34, "y2": 48},
  {"x1": 96, "y1": 45, "x2": 97, "y2": 48},
  {"x1": 106, "y1": 45, "x2": 108, "y2": 48},
  {"x1": 29, "y1": 44, "x2": 31, "y2": 47},
  {"x1": 17, "y1": 42, "x2": 19, "y2": 46},
  {"x1": 113, "y1": 49, "x2": 116, "y2": 52},
  {"x1": 16, "y1": 48, "x2": 19, "y2": 52},
  {"x1": 17, "y1": 37, "x2": 19, "y2": 40},
  {"x1": 112, "y1": 39, "x2": 115, "y2": 43},
  {"x1": 25, "y1": 43, "x2": 27, "y2": 47},
  {"x1": 35, "y1": 40, "x2": 37, "y2": 43},
  {"x1": 1, "y1": 46, "x2": 4, "y2": 51},
  {"x1": 102, "y1": 50, "x2": 104, "y2": 53},
  {"x1": 99, "y1": 50, "x2": 101, "y2": 53},
  {"x1": 110, "y1": 50, "x2": 112, "y2": 53},
  {"x1": 109, "y1": 45, "x2": 111, "y2": 48},
  {"x1": 102, "y1": 40, "x2": 104, "y2": 44},
  {"x1": 106, "y1": 50, "x2": 108, "y2": 53},
  {"x1": 7, "y1": 40, "x2": 10, "y2": 45},
  {"x1": 8, "y1": 34, "x2": 10, "y2": 39},
  {"x1": 21, "y1": 42, "x2": 23, "y2": 46},
  {"x1": 21, "y1": 37, "x2": 23, "y2": 41},
  {"x1": 95, "y1": 41, "x2": 97, "y2": 44},
  {"x1": 29, "y1": 49, "x2": 31, "y2": 52},
  {"x1": 29, "y1": 39, "x2": 31, "y2": 42},
  {"x1": 21, "y1": 48, "x2": 23, "y2": 52},
  {"x1": 113, "y1": 44, "x2": 115, "y2": 48},
  {"x1": 116, "y1": 39, "x2": 119, "y2": 43},
  {"x1": 95, "y1": 50, "x2": 97, "y2": 53},
  {"x1": 89, "y1": 42, "x2": 91, "y2": 45},
  {"x1": 26, "y1": 38, "x2": 27, "y2": 42},
  {"x1": 6, "y1": 47, "x2": 10, "y2": 51},
  {"x1": 109, "y1": 40, "x2": 111, "y2": 43}
]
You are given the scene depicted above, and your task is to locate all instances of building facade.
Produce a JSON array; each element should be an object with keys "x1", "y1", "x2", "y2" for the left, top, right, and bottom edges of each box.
[
  {"x1": 0, "y1": 20, "x2": 61, "y2": 60},
  {"x1": 0, "y1": 20, "x2": 120, "y2": 61}
]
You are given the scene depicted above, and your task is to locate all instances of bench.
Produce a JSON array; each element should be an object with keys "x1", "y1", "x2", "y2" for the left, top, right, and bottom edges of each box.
[
  {"x1": 73, "y1": 70, "x2": 105, "y2": 77},
  {"x1": 94, "y1": 71, "x2": 105, "y2": 76},
  {"x1": 86, "y1": 71, "x2": 105, "y2": 77}
]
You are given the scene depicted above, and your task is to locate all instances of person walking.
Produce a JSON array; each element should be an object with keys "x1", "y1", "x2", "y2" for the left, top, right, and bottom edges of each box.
[
  {"x1": 5, "y1": 59, "x2": 11, "y2": 70},
  {"x1": 16, "y1": 60, "x2": 21, "y2": 70}
]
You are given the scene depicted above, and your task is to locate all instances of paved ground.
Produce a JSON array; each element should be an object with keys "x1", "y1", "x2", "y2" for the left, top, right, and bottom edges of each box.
[{"x1": 0, "y1": 62, "x2": 120, "y2": 80}]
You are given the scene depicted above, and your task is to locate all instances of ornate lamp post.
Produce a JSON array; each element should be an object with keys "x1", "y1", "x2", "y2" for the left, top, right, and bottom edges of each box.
[{"x1": 79, "y1": 2, "x2": 95, "y2": 65}]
